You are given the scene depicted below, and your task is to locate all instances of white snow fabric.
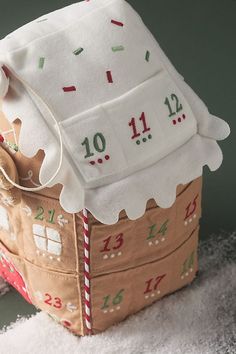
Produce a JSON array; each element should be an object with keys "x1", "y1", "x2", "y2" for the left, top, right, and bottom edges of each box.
[{"x1": 0, "y1": 0, "x2": 230, "y2": 224}]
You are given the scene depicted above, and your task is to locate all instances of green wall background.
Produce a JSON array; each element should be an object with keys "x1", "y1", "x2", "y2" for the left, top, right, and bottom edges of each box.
[{"x1": 0, "y1": 0, "x2": 235, "y2": 329}]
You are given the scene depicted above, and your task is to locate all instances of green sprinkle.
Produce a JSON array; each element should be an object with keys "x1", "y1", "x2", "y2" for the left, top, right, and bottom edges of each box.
[
  {"x1": 112, "y1": 45, "x2": 125, "y2": 52},
  {"x1": 145, "y1": 50, "x2": 150, "y2": 62},
  {"x1": 148, "y1": 134, "x2": 152, "y2": 140},
  {"x1": 73, "y1": 47, "x2": 84, "y2": 56},
  {"x1": 136, "y1": 140, "x2": 141, "y2": 145},
  {"x1": 142, "y1": 138, "x2": 147, "y2": 143},
  {"x1": 38, "y1": 57, "x2": 45, "y2": 69}
]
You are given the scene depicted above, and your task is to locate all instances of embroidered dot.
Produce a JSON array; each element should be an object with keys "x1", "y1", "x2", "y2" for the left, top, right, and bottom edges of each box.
[
  {"x1": 173, "y1": 120, "x2": 177, "y2": 125},
  {"x1": 145, "y1": 295, "x2": 149, "y2": 299},
  {"x1": 161, "y1": 238, "x2": 165, "y2": 242},
  {"x1": 118, "y1": 252, "x2": 122, "y2": 256},
  {"x1": 190, "y1": 268, "x2": 193, "y2": 273},
  {"x1": 109, "y1": 308, "x2": 114, "y2": 313},
  {"x1": 63, "y1": 86, "x2": 76, "y2": 92},
  {"x1": 111, "y1": 19, "x2": 124, "y2": 27},
  {"x1": 38, "y1": 57, "x2": 45, "y2": 69},
  {"x1": 73, "y1": 47, "x2": 84, "y2": 56},
  {"x1": 103, "y1": 255, "x2": 108, "y2": 260},
  {"x1": 136, "y1": 140, "x2": 141, "y2": 145},
  {"x1": 189, "y1": 218, "x2": 193, "y2": 223},
  {"x1": 112, "y1": 45, "x2": 125, "y2": 52},
  {"x1": 103, "y1": 310, "x2": 108, "y2": 314},
  {"x1": 155, "y1": 240, "x2": 159, "y2": 245},
  {"x1": 57, "y1": 258, "x2": 61, "y2": 262},
  {"x1": 110, "y1": 254, "x2": 115, "y2": 258},
  {"x1": 148, "y1": 134, "x2": 152, "y2": 140},
  {"x1": 182, "y1": 114, "x2": 186, "y2": 119},
  {"x1": 181, "y1": 275, "x2": 184, "y2": 280},
  {"x1": 98, "y1": 159, "x2": 103, "y2": 164},
  {"x1": 116, "y1": 306, "x2": 121, "y2": 311},
  {"x1": 106, "y1": 71, "x2": 113, "y2": 83},
  {"x1": 151, "y1": 293, "x2": 155, "y2": 297},
  {"x1": 145, "y1": 50, "x2": 150, "y2": 62},
  {"x1": 185, "y1": 272, "x2": 189, "y2": 277},
  {"x1": 142, "y1": 138, "x2": 147, "y2": 143},
  {"x1": 90, "y1": 161, "x2": 95, "y2": 165},
  {"x1": 178, "y1": 117, "x2": 182, "y2": 123},
  {"x1": 105, "y1": 155, "x2": 110, "y2": 161},
  {"x1": 148, "y1": 241, "x2": 153, "y2": 246},
  {"x1": 193, "y1": 214, "x2": 197, "y2": 219},
  {"x1": 184, "y1": 221, "x2": 188, "y2": 226}
]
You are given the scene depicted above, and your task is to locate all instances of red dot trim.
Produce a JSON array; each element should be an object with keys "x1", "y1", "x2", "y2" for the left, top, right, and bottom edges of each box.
[{"x1": 173, "y1": 120, "x2": 177, "y2": 125}]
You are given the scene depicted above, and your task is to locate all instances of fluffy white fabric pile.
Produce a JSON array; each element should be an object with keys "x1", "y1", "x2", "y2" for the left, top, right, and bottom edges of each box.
[{"x1": 0, "y1": 232, "x2": 235, "y2": 354}]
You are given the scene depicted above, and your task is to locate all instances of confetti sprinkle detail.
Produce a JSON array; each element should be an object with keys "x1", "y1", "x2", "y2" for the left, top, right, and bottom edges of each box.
[
  {"x1": 111, "y1": 19, "x2": 124, "y2": 27},
  {"x1": 38, "y1": 57, "x2": 45, "y2": 69},
  {"x1": 112, "y1": 45, "x2": 125, "y2": 52},
  {"x1": 106, "y1": 71, "x2": 113, "y2": 83},
  {"x1": 63, "y1": 86, "x2": 76, "y2": 92},
  {"x1": 145, "y1": 50, "x2": 150, "y2": 62},
  {"x1": 73, "y1": 47, "x2": 84, "y2": 56}
]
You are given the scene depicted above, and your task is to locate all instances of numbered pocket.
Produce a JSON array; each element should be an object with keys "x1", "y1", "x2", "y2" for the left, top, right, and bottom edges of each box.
[
  {"x1": 176, "y1": 177, "x2": 202, "y2": 236},
  {"x1": 20, "y1": 192, "x2": 76, "y2": 273},
  {"x1": 59, "y1": 105, "x2": 127, "y2": 184},
  {"x1": 24, "y1": 259, "x2": 83, "y2": 335}
]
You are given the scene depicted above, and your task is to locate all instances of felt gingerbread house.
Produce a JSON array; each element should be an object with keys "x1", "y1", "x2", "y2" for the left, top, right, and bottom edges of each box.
[{"x1": 0, "y1": 0, "x2": 229, "y2": 335}]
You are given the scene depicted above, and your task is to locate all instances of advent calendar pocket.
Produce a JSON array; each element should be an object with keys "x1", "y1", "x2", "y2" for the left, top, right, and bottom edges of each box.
[
  {"x1": 59, "y1": 70, "x2": 198, "y2": 188},
  {"x1": 24, "y1": 260, "x2": 83, "y2": 335},
  {"x1": 20, "y1": 192, "x2": 77, "y2": 273}
]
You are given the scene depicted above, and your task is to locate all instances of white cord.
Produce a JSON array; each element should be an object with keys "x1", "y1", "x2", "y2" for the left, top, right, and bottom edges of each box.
[{"x1": 0, "y1": 65, "x2": 64, "y2": 192}]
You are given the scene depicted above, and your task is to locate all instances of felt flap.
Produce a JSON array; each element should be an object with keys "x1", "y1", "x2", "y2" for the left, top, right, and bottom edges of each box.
[{"x1": 59, "y1": 70, "x2": 197, "y2": 186}]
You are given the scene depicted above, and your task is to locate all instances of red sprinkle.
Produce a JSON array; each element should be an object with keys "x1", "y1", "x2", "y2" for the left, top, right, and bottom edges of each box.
[
  {"x1": 105, "y1": 155, "x2": 110, "y2": 160},
  {"x1": 0, "y1": 135, "x2": 4, "y2": 143},
  {"x1": 106, "y1": 71, "x2": 113, "y2": 83},
  {"x1": 90, "y1": 161, "x2": 95, "y2": 165},
  {"x1": 178, "y1": 117, "x2": 182, "y2": 123},
  {"x1": 111, "y1": 19, "x2": 124, "y2": 27},
  {"x1": 173, "y1": 120, "x2": 177, "y2": 125},
  {"x1": 98, "y1": 159, "x2": 103, "y2": 164},
  {"x1": 182, "y1": 114, "x2": 186, "y2": 119},
  {"x1": 63, "y1": 86, "x2": 76, "y2": 92}
]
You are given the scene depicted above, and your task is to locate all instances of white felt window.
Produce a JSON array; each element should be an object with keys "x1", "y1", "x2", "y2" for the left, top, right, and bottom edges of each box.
[{"x1": 32, "y1": 224, "x2": 62, "y2": 256}]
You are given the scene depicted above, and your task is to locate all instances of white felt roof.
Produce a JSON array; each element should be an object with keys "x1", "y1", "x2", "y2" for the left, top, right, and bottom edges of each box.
[{"x1": 0, "y1": 0, "x2": 230, "y2": 223}]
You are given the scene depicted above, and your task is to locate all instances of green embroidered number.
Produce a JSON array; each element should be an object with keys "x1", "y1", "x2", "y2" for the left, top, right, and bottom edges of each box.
[
  {"x1": 147, "y1": 220, "x2": 169, "y2": 240},
  {"x1": 181, "y1": 251, "x2": 195, "y2": 275},
  {"x1": 81, "y1": 137, "x2": 94, "y2": 158},
  {"x1": 165, "y1": 94, "x2": 183, "y2": 117},
  {"x1": 35, "y1": 207, "x2": 56, "y2": 224},
  {"x1": 101, "y1": 289, "x2": 125, "y2": 309},
  {"x1": 47, "y1": 209, "x2": 55, "y2": 224},
  {"x1": 113, "y1": 289, "x2": 124, "y2": 305},
  {"x1": 82, "y1": 133, "x2": 106, "y2": 159},
  {"x1": 35, "y1": 206, "x2": 44, "y2": 221}
]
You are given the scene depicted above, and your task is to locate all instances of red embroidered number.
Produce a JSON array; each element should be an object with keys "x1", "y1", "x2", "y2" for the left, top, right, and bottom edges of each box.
[
  {"x1": 185, "y1": 195, "x2": 198, "y2": 220},
  {"x1": 144, "y1": 274, "x2": 166, "y2": 294},
  {"x1": 44, "y1": 293, "x2": 62, "y2": 309},
  {"x1": 129, "y1": 112, "x2": 150, "y2": 139},
  {"x1": 100, "y1": 233, "x2": 124, "y2": 253}
]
